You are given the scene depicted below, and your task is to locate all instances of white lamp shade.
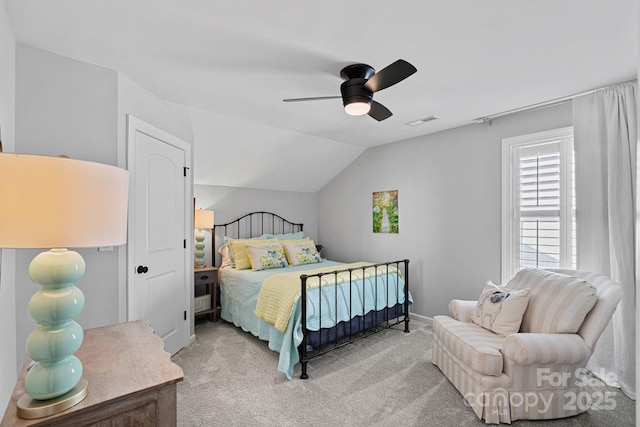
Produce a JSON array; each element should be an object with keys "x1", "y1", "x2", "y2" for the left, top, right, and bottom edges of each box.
[
  {"x1": 194, "y1": 209, "x2": 214, "y2": 230},
  {"x1": 0, "y1": 153, "x2": 129, "y2": 248}
]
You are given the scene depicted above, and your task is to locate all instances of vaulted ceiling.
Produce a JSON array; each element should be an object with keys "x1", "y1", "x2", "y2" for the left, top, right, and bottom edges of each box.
[{"x1": 5, "y1": 0, "x2": 638, "y2": 192}]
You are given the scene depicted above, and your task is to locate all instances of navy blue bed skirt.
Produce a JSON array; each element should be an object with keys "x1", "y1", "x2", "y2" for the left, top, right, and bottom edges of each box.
[{"x1": 304, "y1": 303, "x2": 407, "y2": 349}]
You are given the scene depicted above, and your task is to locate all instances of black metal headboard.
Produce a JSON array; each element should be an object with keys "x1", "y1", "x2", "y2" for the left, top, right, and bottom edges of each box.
[{"x1": 212, "y1": 211, "x2": 304, "y2": 267}]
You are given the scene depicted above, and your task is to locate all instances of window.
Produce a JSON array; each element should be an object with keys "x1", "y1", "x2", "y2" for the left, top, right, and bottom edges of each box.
[{"x1": 501, "y1": 127, "x2": 575, "y2": 282}]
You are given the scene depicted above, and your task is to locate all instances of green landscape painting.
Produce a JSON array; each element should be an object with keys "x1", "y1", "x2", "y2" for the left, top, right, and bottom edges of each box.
[{"x1": 372, "y1": 190, "x2": 399, "y2": 234}]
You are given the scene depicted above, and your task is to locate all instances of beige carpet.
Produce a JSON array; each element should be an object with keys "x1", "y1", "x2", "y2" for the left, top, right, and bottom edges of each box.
[{"x1": 172, "y1": 319, "x2": 635, "y2": 426}]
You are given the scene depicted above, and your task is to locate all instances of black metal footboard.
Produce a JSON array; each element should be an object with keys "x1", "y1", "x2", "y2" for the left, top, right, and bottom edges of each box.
[{"x1": 299, "y1": 259, "x2": 410, "y2": 379}]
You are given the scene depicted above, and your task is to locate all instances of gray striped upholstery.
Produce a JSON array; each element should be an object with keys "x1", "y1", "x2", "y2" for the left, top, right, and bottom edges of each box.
[
  {"x1": 547, "y1": 269, "x2": 623, "y2": 350},
  {"x1": 432, "y1": 331, "x2": 513, "y2": 424},
  {"x1": 506, "y1": 269, "x2": 598, "y2": 334},
  {"x1": 433, "y1": 315, "x2": 504, "y2": 376},
  {"x1": 502, "y1": 333, "x2": 591, "y2": 366},
  {"x1": 431, "y1": 269, "x2": 622, "y2": 424},
  {"x1": 448, "y1": 299, "x2": 477, "y2": 322}
]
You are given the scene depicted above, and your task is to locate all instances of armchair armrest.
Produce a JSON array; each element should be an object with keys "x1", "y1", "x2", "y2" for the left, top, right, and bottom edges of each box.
[
  {"x1": 502, "y1": 333, "x2": 591, "y2": 365},
  {"x1": 448, "y1": 299, "x2": 477, "y2": 322}
]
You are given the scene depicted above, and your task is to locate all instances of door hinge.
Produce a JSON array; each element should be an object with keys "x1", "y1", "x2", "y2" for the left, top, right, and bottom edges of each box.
[
  {"x1": 184, "y1": 310, "x2": 187, "y2": 321},
  {"x1": 184, "y1": 166, "x2": 189, "y2": 177},
  {"x1": 184, "y1": 239, "x2": 187, "y2": 249}
]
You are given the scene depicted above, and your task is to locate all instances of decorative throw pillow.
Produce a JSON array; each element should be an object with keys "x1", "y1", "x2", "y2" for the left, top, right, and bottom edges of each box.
[
  {"x1": 245, "y1": 242, "x2": 289, "y2": 271},
  {"x1": 470, "y1": 280, "x2": 531, "y2": 337},
  {"x1": 282, "y1": 240, "x2": 322, "y2": 266},
  {"x1": 229, "y1": 238, "x2": 273, "y2": 270}
]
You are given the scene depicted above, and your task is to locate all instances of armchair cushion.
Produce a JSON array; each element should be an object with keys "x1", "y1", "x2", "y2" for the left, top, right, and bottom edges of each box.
[
  {"x1": 502, "y1": 333, "x2": 592, "y2": 365},
  {"x1": 433, "y1": 315, "x2": 505, "y2": 376},
  {"x1": 506, "y1": 269, "x2": 597, "y2": 334},
  {"x1": 470, "y1": 280, "x2": 530, "y2": 337}
]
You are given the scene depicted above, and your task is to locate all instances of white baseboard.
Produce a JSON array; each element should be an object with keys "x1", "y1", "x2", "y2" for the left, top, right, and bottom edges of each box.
[{"x1": 409, "y1": 312, "x2": 433, "y2": 327}]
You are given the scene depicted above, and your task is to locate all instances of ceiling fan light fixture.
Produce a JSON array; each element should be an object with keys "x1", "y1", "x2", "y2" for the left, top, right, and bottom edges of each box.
[
  {"x1": 344, "y1": 100, "x2": 371, "y2": 116},
  {"x1": 284, "y1": 60, "x2": 417, "y2": 122}
]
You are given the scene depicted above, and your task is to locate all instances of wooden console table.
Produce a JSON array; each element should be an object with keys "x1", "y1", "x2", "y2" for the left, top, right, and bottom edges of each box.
[{"x1": 1, "y1": 320, "x2": 184, "y2": 426}]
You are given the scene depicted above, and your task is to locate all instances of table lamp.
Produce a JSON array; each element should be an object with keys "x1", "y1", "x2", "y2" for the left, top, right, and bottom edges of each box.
[
  {"x1": 194, "y1": 209, "x2": 214, "y2": 267},
  {"x1": 0, "y1": 153, "x2": 129, "y2": 419}
]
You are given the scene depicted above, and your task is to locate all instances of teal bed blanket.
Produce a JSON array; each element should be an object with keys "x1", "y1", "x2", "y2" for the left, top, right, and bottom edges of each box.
[{"x1": 219, "y1": 260, "x2": 409, "y2": 379}]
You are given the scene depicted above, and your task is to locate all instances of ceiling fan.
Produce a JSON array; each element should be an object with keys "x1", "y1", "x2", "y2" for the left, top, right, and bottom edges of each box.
[{"x1": 283, "y1": 59, "x2": 417, "y2": 121}]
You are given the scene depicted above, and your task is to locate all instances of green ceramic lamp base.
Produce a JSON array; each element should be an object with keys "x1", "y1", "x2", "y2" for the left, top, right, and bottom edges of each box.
[
  {"x1": 194, "y1": 229, "x2": 206, "y2": 267},
  {"x1": 24, "y1": 249, "x2": 86, "y2": 401}
]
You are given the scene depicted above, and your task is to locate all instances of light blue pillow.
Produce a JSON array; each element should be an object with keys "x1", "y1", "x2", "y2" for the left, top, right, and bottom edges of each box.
[{"x1": 264, "y1": 231, "x2": 305, "y2": 240}]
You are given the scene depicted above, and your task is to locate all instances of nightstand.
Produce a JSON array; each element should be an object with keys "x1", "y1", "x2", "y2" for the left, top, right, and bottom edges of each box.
[
  {"x1": 194, "y1": 266, "x2": 219, "y2": 322},
  {"x1": 1, "y1": 321, "x2": 183, "y2": 426}
]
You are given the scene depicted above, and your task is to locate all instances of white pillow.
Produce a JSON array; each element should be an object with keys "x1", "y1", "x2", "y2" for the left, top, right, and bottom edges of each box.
[
  {"x1": 470, "y1": 280, "x2": 530, "y2": 337},
  {"x1": 244, "y1": 242, "x2": 289, "y2": 271},
  {"x1": 282, "y1": 240, "x2": 322, "y2": 266}
]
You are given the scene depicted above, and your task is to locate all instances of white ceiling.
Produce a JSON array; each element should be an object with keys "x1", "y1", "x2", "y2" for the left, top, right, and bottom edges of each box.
[{"x1": 5, "y1": 0, "x2": 638, "y2": 192}]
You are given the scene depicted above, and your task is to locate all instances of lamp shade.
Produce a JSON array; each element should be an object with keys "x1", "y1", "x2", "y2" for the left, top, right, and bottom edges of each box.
[
  {"x1": 0, "y1": 153, "x2": 129, "y2": 248},
  {"x1": 194, "y1": 209, "x2": 214, "y2": 230}
]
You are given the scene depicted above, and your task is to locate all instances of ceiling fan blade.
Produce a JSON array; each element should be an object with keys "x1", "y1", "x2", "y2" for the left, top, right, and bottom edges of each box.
[
  {"x1": 364, "y1": 59, "x2": 417, "y2": 93},
  {"x1": 283, "y1": 96, "x2": 341, "y2": 102},
  {"x1": 368, "y1": 101, "x2": 392, "y2": 121}
]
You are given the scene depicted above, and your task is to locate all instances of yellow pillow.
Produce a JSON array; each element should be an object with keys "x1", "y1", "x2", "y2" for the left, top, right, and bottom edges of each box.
[{"x1": 229, "y1": 239, "x2": 273, "y2": 270}]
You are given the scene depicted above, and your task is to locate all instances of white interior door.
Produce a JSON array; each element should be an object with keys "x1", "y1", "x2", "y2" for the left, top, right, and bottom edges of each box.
[{"x1": 127, "y1": 116, "x2": 190, "y2": 355}]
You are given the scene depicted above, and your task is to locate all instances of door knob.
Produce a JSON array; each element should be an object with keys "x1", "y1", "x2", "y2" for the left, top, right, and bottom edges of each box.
[{"x1": 137, "y1": 265, "x2": 149, "y2": 274}]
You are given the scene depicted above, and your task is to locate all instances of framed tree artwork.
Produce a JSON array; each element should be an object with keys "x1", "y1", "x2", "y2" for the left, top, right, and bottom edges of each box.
[{"x1": 372, "y1": 190, "x2": 398, "y2": 233}]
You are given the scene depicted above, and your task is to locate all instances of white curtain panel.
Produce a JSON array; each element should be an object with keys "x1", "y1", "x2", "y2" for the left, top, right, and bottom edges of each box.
[{"x1": 573, "y1": 80, "x2": 637, "y2": 399}]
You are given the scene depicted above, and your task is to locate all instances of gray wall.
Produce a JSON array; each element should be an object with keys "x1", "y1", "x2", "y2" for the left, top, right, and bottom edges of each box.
[
  {"x1": 12, "y1": 44, "x2": 194, "y2": 373},
  {"x1": 318, "y1": 102, "x2": 573, "y2": 320},
  {"x1": 14, "y1": 43, "x2": 120, "y2": 371},
  {"x1": 194, "y1": 184, "x2": 318, "y2": 267},
  {"x1": 0, "y1": 0, "x2": 17, "y2": 409}
]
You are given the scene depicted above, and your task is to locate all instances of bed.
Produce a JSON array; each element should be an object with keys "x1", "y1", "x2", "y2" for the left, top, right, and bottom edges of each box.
[{"x1": 213, "y1": 211, "x2": 410, "y2": 379}]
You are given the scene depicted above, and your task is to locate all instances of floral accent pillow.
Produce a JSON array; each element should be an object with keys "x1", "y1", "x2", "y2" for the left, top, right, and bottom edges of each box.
[
  {"x1": 282, "y1": 240, "x2": 322, "y2": 266},
  {"x1": 245, "y1": 242, "x2": 289, "y2": 271}
]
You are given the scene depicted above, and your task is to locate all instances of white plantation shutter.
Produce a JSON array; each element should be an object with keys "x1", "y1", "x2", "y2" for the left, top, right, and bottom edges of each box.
[
  {"x1": 502, "y1": 127, "x2": 575, "y2": 282},
  {"x1": 519, "y1": 145, "x2": 561, "y2": 268}
]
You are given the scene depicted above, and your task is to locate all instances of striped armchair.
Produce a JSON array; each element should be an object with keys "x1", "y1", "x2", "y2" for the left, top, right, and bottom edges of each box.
[{"x1": 431, "y1": 268, "x2": 622, "y2": 424}]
